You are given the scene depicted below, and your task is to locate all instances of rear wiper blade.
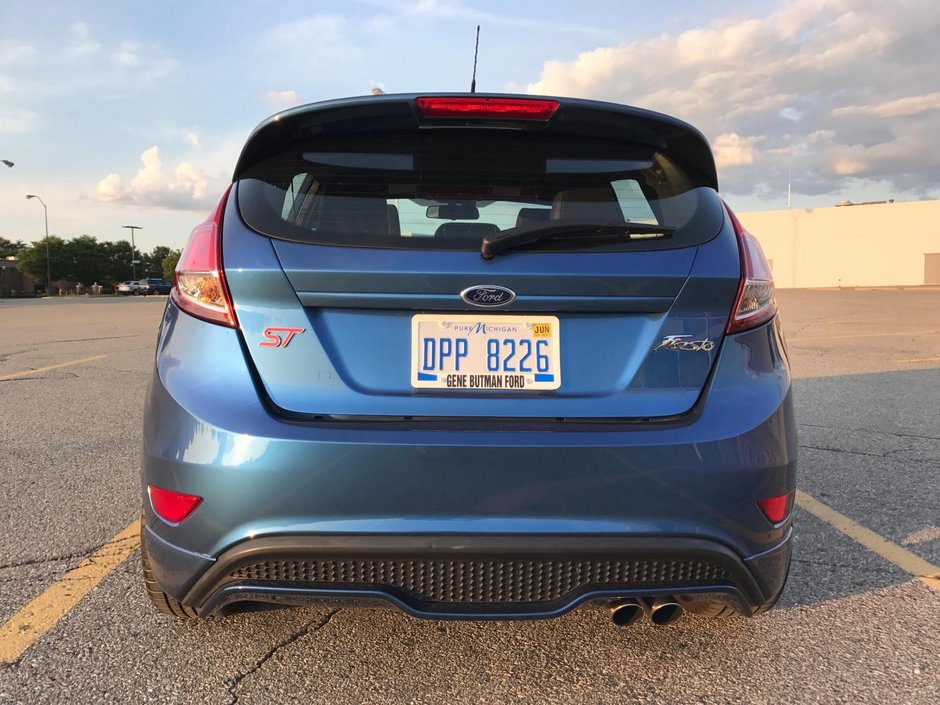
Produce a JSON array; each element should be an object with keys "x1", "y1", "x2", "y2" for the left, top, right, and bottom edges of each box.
[{"x1": 480, "y1": 221, "x2": 677, "y2": 259}]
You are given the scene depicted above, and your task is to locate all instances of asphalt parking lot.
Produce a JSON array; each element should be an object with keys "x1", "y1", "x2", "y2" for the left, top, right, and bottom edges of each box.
[{"x1": 0, "y1": 290, "x2": 937, "y2": 704}]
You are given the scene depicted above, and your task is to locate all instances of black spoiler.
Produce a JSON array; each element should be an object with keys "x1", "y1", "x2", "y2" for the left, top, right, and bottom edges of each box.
[{"x1": 232, "y1": 93, "x2": 718, "y2": 191}]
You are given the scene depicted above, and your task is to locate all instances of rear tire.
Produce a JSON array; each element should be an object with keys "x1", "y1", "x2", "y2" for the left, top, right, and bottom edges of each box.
[
  {"x1": 677, "y1": 562, "x2": 788, "y2": 618},
  {"x1": 140, "y1": 518, "x2": 201, "y2": 619},
  {"x1": 675, "y1": 595, "x2": 742, "y2": 618}
]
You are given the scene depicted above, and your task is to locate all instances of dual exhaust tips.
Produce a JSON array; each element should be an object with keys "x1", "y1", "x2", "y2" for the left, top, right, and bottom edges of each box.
[{"x1": 610, "y1": 597, "x2": 683, "y2": 627}]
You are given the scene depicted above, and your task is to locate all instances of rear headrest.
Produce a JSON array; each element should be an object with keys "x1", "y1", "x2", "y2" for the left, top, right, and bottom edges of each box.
[
  {"x1": 313, "y1": 194, "x2": 390, "y2": 236},
  {"x1": 433, "y1": 222, "x2": 500, "y2": 239},
  {"x1": 515, "y1": 208, "x2": 551, "y2": 229},
  {"x1": 387, "y1": 204, "x2": 401, "y2": 237},
  {"x1": 551, "y1": 187, "x2": 624, "y2": 223}
]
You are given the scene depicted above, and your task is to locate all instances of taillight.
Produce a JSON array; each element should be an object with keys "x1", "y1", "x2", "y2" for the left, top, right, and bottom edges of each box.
[
  {"x1": 758, "y1": 491, "x2": 794, "y2": 524},
  {"x1": 148, "y1": 485, "x2": 202, "y2": 523},
  {"x1": 416, "y1": 96, "x2": 559, "y2": 120},
  {"x1": 725, "y1": 204, "x2": 776, "y2": 334},
  {"x1": 171, "y1": 185, "x2": 237, "y2": 328}
]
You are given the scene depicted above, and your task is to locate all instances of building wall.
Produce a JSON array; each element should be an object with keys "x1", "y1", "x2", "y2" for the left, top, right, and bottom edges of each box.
[
  {"x1": 0, "y1": 258, "x2": 35, "y2": 296},
  {"x1": 737, "y1": 199, "x2": 940, "y2": 288}
]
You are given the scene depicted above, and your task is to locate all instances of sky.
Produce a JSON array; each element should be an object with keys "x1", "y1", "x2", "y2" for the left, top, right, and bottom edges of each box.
[{"x1": 2, "y1": 0, "x2": 939, "y2": 249}]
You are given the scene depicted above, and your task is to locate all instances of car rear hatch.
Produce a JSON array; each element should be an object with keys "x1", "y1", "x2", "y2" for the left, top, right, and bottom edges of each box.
[{"x1": 223, "y1": 94, "x2": 740, "y2": 420}]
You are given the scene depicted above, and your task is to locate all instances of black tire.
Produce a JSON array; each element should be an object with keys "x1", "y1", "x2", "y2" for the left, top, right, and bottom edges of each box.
[
  {"x1": 140, "y1": 518, "x2": 201, "y2": 619},
  {"x1": 675, "y1": 595, "x2": 742, "y2": 618},
  {"x1": 677, "y1": 566, "x2": 788, "y2": 619}
]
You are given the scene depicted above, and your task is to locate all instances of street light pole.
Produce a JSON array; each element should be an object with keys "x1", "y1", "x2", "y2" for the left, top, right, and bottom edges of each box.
[
  {"x1": 122, "y1": 225, "x2": 143, "y2": 280},
  {"x1": 25, "y1": 194, "x2": 52, "y2": 295}
]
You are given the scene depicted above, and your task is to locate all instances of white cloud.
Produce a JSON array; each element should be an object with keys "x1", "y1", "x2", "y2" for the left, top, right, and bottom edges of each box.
[
  {"x1": 832, "y1": 92, "x2": 940, "y2": 119},
  {"x1": 263, "y1": 15, "x2": 356, "y2": 61},
  {"x1": 185, "y1": 131, "x2": 201, "y2": 148},
  {"x1": 113, "y1": 41, "x2": 141, "y2": 67},
  {"x1": 0, "y1": 41, "x2": 36, "y2": 98},
  {"x1": 264, "y1": 90, "x2": 305, "y2": 110},
  {"x1": 259, "y1": 16, "x2": 364, "y2": 97},
  {"x1": 66, "y1": 22, "x2": 102, "y2": 58},
  {"x1": 96, "y1": 146, "x2": 223, "y2": 211},
  {"x1": 395, "y1": 0, "x2": 609, "y2": 35},
  {"x1": 0, "y1": 41, "x2": 37, "y2": 65},
  {"x1": 832, "y1": 158, "x2": 866, "y2": 176},
  {"x1": 522, "y1": 0, "x2": 940, "y2": 200},
  {"x1": 712, "y1": 133, "x2": 763, "y2": 169},
  {"x1": 0, "y1": 110, "x2": 39, "y2": 135},
  {"x1": 1, "y1": 28, "x2": 177, "y2": 102}
]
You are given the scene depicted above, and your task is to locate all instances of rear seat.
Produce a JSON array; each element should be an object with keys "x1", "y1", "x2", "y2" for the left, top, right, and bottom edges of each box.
[
  {"x1": 312, "y1": 194, "x2": 395, "y2": 237},
  {"x1": 515, "y1": 207, "x2": 551, "y2": 228},
  {"x1": 551, "y1": 187, "x2": 624, "y2": 223}
]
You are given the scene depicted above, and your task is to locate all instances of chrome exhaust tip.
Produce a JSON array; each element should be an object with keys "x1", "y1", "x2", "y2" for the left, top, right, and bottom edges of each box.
[
  {"x1": 644, "y1": 596, "x2": 683, "y2": 625},
  {"x1": 609, "y1": 599, "x2": 644, "y2": 627}
]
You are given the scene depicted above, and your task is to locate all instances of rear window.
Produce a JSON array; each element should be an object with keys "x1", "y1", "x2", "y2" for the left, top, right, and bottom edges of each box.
[{"x1": 236, "y1": 130, "x2": 724, "y2": 252}]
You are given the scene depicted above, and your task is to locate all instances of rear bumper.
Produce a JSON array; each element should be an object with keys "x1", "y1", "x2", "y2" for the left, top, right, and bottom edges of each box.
[
  {"x1": 144, "y1": 528, "x2": 792, "y2": 618},
  {"x1": 142, "y1": 304, "x2": 797, "y2": 618}
]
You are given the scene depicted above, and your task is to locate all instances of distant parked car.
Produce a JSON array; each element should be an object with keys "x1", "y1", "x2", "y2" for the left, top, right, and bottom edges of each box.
[
  {"x1": 117, "y1": 280, "x2": 140, "y2": 295},
  {"x1": 138, "y1": 278, "x2": 172, "y2": 295}
]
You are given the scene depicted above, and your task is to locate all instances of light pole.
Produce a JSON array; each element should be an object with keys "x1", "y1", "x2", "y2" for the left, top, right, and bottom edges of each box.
[
  {"x1": 122, "y1": 225, "x2": 143, "y2": 280},
  {"x1": 25, "y1": 194, "x2": 52, "y2": 296}
]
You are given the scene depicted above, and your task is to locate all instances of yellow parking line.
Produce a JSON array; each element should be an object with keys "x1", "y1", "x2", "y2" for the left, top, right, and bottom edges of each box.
[
  {"x1": 796, "y1": 490, "x2": 940, "y2": 593},
  {"x1": 901, "y1": 526, "x2": 940, "y2": 545},
  {"x1": 900, "y1": 356, "x2": 940, "y2": 363},
  {"x1": 0, "y1": 354, "x2": 107, "y2": 382},
  {"x1": 0, "y1": 520, "x2": 139, "y2": 666},
  {"x1": 2, "y1": 492, "x2": 935, "y2": 665}
]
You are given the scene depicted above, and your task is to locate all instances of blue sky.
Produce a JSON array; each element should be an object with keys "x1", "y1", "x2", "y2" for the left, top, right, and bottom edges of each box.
[{"x1": 2, "y1": 0, "x2": 938, "y2": 249}]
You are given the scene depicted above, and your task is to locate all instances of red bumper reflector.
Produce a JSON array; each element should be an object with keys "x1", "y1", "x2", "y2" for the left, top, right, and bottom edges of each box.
[
  {"x1": 416, "y1": 97, "x2": 558, "y2": 120},
  {"x1": 758, "y1": 491, "x2": 795, "y2": 524},
  {"x1": 148, "y1": 485, "x2": 202, "y2": 523}
]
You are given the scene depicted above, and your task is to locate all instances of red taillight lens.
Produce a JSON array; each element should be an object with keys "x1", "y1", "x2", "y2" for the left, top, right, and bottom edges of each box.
[
  {"x1": 758, "y1": 491, "x2": 794, "y2": 524},
  {"x1": 725, "y1": 204, "x2": 776, "y2": 334},
  {"x1": 416, "y1": 96, "x2": 559, "y2": 120},
  {"x1": 148, "y1": 485, "x2": 202, "y2": 523},
  {"x1": 170, "y1": 184, "x2": 237, "y2": 328}
]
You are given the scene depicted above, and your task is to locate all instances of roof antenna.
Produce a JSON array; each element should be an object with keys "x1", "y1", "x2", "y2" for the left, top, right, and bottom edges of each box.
[{"x1": 470, "y1": 25, "x2": 480, "y2": 93}]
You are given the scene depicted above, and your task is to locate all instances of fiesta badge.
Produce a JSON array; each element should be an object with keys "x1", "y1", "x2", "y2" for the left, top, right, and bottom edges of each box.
[{"x1": 460, "y1": 284, "x2": 516, "y2": 308}]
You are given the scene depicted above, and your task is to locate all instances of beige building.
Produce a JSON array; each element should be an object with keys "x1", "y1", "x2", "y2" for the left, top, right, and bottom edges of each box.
[{"x1": 738, "y1": 199, "x2": 940, "y2": 288}]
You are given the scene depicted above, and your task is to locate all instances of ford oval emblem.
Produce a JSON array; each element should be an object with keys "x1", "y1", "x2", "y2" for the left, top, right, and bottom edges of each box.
[{"x1": 460, "y1": 284, "x2": 516, "y2": 308}]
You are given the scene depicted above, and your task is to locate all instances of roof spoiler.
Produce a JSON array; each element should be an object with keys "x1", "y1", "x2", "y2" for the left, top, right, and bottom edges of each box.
[{"x1": 232, "y1": 93, "x2": 719, "y2": 191}]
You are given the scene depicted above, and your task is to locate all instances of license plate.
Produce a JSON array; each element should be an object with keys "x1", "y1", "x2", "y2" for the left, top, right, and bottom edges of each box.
[{"x1": 411, "y1": 314, "x2": 561, "y2": 390}]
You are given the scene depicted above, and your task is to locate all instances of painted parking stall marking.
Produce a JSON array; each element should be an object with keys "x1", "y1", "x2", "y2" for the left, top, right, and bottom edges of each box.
[
  {"x1": 0, "y1": 520, "x2": 139, "y2": 666},
  {"x1": 0, "y1": 354, "x2": 107, "y2": 382},
  {"x1": 796, "y1": 491, "x2": 940, "y2": 593}
]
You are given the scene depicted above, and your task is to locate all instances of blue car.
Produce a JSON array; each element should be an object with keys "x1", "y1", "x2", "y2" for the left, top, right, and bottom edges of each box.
[{"x1": 141, "y1": 94, "x2": 796, "y2": 626}]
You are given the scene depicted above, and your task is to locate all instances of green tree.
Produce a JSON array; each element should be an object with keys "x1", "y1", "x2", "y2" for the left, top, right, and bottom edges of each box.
[
  {"x1": 100, "y1": 239, "x2": 134, "y2": 284},
  {"x1": 0, "y1": 237, "x2": 26, "y2": 258},
  {"x1": 13, "y1": 236, "x2": 181, "y2": 289},
  {"x1": 16, "y1": 236, "x2": 68, "y2": 283},
  {"x1": 63, "y1": 235, "x2": 105, "y2": 285},
  {"x1": 141, "y1": 245, "x2": 173, "y2": 277},
  {"x1": 162, "y1": 250, "x2": 181, "y2": 281}
]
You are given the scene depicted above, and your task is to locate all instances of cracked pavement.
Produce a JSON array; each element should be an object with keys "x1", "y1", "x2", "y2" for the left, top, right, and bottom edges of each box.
[{"x1": 0, "y1": 290, "x2": 937, "y2": 704}]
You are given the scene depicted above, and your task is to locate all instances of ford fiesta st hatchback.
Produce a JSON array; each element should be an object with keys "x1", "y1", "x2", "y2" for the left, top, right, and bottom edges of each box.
[{"x1": 141, "y1": 94, "x2": 796, "y2": 626}]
